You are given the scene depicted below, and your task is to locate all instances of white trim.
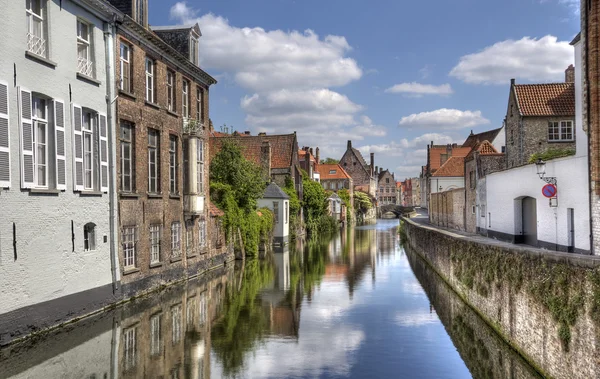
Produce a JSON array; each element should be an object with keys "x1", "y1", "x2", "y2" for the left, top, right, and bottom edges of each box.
[
  {"x1": 0, "y1": 80, "x2": 10, "y2": 188},
  {"x1": 18, "y1": 87, "x2": 34, "y2": 189},
  {"x1": 72, "y1": 103, "x2": 84, "y2": 191},
  {"x1": 54, "y1": 99, "x2": 66, "y2": 190},
  {"x1": 99, "y1": 112, "x2": 108, "y2": 192}
]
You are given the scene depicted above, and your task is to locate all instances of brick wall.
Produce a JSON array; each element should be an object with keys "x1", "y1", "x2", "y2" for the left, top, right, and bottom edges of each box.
[{"x1": 429, "y1": 188, "x2": 465, "y2": 231}]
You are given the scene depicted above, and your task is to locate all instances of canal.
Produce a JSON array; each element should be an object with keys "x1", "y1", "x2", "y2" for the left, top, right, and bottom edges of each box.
[{"x1": 0, "y1": 220, "x2": 541, "y2": 379}]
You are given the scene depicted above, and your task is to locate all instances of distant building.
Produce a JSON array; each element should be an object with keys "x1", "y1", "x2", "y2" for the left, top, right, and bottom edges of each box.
[
  {"x1": 411, "y1": 177, "x2": 421, "y2": 207},
  {"x1": 339, "y1": 140, "x2": 376, "y2": 197},
  {"x1": 462, "y1": 127, "x2": 505, "y2": 155},
  {"x1": 424, "y1": 143, "x2": 471, "y2": 209},
  {"x1": 299, "y1": 146, "x2": 319, "y2": 181},
  {"x1": 377, "y1": 168, "x2": 396, "y2": 205},
  {"x1": 396, "y1": 182, "x2": 403, "y2": 205},
  {"x1": 258, "y1": 183, "x2": 290, "y2": 247}
]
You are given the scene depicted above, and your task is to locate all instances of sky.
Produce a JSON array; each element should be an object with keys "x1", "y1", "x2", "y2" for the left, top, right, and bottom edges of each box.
[{"x1": 149, "y1": 0, "x2": 580, "y2": 180}]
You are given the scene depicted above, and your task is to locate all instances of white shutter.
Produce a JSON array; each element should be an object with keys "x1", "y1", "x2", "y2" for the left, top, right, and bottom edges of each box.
[
  {"x1": 18, "y1": 87, "x2": 34, "y2": 189},
  {"x1": 54, "y1": 100, "x2": 66, "y2": 190},
  {"x1": 0, "y1": 81, "x2": 10, "y2": 188},
  {"x1": 72, "y1": 103, "x2": 84, "y2": 191},
  {"x1": 99, "y1": 112, "x2": 109, "y2": 192}
]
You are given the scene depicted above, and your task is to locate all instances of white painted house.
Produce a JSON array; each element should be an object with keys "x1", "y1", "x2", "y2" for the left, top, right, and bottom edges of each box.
[
  {"x1": 0, "y1": 0, "x2": 120, "y2": 344},
  {"x1": 483, "y1": 35, "x2": 590, "y2": 254},
  {"x1": 258, "y1": 183, "x2": 290, "y2": 247}
]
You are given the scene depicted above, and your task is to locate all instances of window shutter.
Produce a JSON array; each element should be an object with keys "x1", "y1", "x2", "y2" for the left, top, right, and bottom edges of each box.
[
  {"x1": 54, "y1": 100, "x2": 66, "y2": 190},
  {"x1": 99, "y1": 112, "x2": 108, "y2": 192},
  {"x1": 72, "y1": 104, "x2": 84, "y2": 191},
  {"x1": 18, "y1": 87, "x2": 34, "y2": 189},
  {"x1": 0, "y1": 81, "x2": 10, "y2": 188}
]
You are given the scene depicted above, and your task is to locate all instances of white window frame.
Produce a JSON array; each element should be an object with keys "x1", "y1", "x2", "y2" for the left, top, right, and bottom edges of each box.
[
  {"x1": 189, "y1": 35, "x2": 198, "y2": 65},
  {"x1": 548, "y1": 120, "x2": 574, "y2": 142},
  {"x1": 82, "y1": 111, "x2": 95, "y2": 190},
  {"x1": 273, "y1": 201, "x2": 279, "y2": 224},
  {"x1": 171, "y1": 305, "x2": 182, "y2": 344},
  {"x1": 145, "y1": 58, "x2": 155, "y2": 103},
  {"x1": 198, "y1": 219, "x2": 206, "y2": 249},
  {"x1": 150, "y1": 314, "x2": 161, "y2": 356},
  {"x1": 120, "y1": 121, "x2": 134, "y2": 192},
  {"x1": 123, "y1": 327, "x2": 137, "y2": 370},
  {"x1": 167, "y1": 70, "x2": 175, "y2": 111},
  {"x1": 186, "y1": 221, "x2": 193, "y2": 254},
  {"x1": 169, "y1": 135, "x2": 178, "y2": 194},
  {"x1": 150, "y1": 224, "x2": 161, "y2": 264},
  {"x1": 171, "y1": 222, "x2": 181, "y2": 258},
  {"x1": 77, "y1": 19, "x2": 93, "y2": 77},
  {"x1": 26, "y1": 0, "x2": 46, "y2": 57},
  {"x1": 182, "y1": 80, "x2": 189, "y2": 118},
  {"x1": 123, "y1": 226, "x2": 136, "y2": 269},
  {"x1": 32, "y1": 96, "x2": 48, "y2": 188},
  {"x1": 196, "y1": 87, "x2": 202, "y2": 123},
  {"x1": 148, "y1": 129, "x2": 159, "y2": 193},
  {"x1": 119, "y1": 43, "x2": 131, "y2": 92},
  {"x1": 197, "y1": 140, "x2": 204, "y2": 193}
]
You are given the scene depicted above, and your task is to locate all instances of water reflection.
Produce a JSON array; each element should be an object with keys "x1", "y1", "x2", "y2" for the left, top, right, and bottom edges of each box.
[{"x1": 0, "y1": 220, "x2": 540, "y2": 379}]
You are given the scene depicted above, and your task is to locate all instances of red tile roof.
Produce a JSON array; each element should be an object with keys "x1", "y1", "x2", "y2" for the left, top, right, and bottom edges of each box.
[
  {"x1": 514, "y1": 83, "x2": 575, "y2": 116},
  {"x1": 477, "y1": 140, "x2": 500, "y2": 155},
  {"x1": 317, "y1": 164, "x2": 351, "y2": 180},
  {"x1": 210, "y1": 134, "x2": 297, "y2": 169},
  {"x1": 209, "y1": 202, "x2": 224, "y2": 217},
  {"x1": 432, "y1": 156, "x2": 465, "y2": 177},
  {"x1": 462, "y1": 127, "x2": 502, "y2": 148},
  {"x1": 429, "y1": 146, "x2": 471, "y2": 172}
]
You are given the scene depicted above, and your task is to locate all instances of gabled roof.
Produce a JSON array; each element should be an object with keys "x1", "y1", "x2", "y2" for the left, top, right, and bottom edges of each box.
[
  {"x1": 209, "y1": 202, "x2": 224, "y2": 217},
  {"x1": 513, "y1": 83, "x2": 575, "y2": 116},
  {"x1": 263, "y1": 183, "x2": 289, "y2": 199},
  {"x1": 462, "y1": 127, "x2": 502, "y2": 148},
  {"x1": 432, "y1": 157, "x2": 465, "y2": 177},
  {"x1": 317, "y1": 164, "x2": 351, "y2": 180},
  {"x1": 428, "y1": 146, "x2": 471, "y2": 172},
  {"x1": 348, "y1": 148, "x2": 368, "y2": 167},
  {"x1": 378, "y1": 169, "x2": 393, "y2": 181},
  {"x1": 210, "y1": 133, "x2": 297, "y2": 169},
  {"x1": 466, "y1": 140, "x2": 503, "y2": 160}
]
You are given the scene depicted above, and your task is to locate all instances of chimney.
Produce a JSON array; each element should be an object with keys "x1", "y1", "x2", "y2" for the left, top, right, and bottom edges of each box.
[
  {"x1": 452, "y1": 143, "x2": 458, "y2": 148},
  {"x1": 370, "y1": 153, "x2": 374, "y2": 174},
  {"x1": 258, "y1": 132, "x2": 266, "y2": 136},
  {"x1": 315, "y1": 147, "x2": 320, "y2": 164},
  {"x1": 447, "y1": 144, "x2": 452, "y2": 157},
  {"x1": 375, "y1": 166, "x2": 378, "y2": 174},
  {"x1": 565, "y1": 64, "x2": 575, "y2": 83},
  {"x1": 379, "y1": 167, "x2": 383, "y2": 174},
  {"x1": 261, "y1": 141, "x2": 271, "y2": 180},
  {"x1": 347, "y1": 140, "x2": 352, "y2": 150},
  {"x1": 309, "y1": 148, "x2": 313, "y2": 156},
  {"x1": 244, "y1": 130, "x2": 251, "y2": 135},
  {"x1": 510, "y1": 78, "x2": 515, "y2": 86}
]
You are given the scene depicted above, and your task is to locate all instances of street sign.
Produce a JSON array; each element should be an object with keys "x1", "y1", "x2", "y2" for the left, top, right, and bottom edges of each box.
[{"x1": 542, "y1": 184, "x2": 557, "y2": 198}]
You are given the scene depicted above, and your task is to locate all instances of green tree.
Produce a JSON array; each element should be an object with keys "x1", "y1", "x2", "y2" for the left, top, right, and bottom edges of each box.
[
  {"x1": 321, "y1": 157, "x2": 339, "y2": 164},
  {"x1": 302, "y1": 174, "x2": 338, "y2": 234}
]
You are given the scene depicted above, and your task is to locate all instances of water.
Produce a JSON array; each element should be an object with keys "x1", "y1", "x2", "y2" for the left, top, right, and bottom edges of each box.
[{"x1": 0, "y1": 220, "x2": 541, "y2": 379}]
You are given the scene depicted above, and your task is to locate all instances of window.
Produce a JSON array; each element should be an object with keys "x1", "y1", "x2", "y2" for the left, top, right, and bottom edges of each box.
[
  {"x1": 119, "y1": 43, "x2": 131, "y2": 92},
  {"x1": 386, "y1": 178, "x2": 389, "y2": 184},
  {"x1": 186, "y1": 221, "x2": 193, "y2": 254},
  {"x1": 84, "y1": 223, "x2": 96, "y2": 251},
  {"x1": 273, "y1": 201, "x2": 279, "y2": 224},
  {"x1": 167, "y1": 70, "x2": 175, "y2": 111},
  {"x1": 172, "y1": 305, "x2": 182, "y2": 344},
  {"x1": 196, "y1": 87, "x2": 203, "y2": 123},
  {"x1": 329, "y1": 170, "x2": 336, "y2": 174},
  {"x1": 145, "y1": 58, "x2": 155, "y2": 103},
  {"x1": 171, "y1": 222, "x2": 181, "y2": 258},
  {"x1": 338, "y1": 182, "x2": 343, "y2": 190},
  {"x1": 32, "y1": 96, "x2": 48, "y2": 187},
  {"x1": 120, "y1": 121, "x2": 134, "y2": 192},
  {"x1": 198, "y1": 219, "x2": 206, "y2": 248},
  {"x1": 123, "y1": 327, "x2": 137, "y2": 370},
  {"x1": 199, "y1": 292, "x2": 207, "y2": 325},
  {"x1": 285, "y1": 202, "x2": 288, "y2": 224},
  {"x1": 77, "y1": 20, "x2": 93, "y2": 77},
  {"x1": 548, "y1": 121, "x2": 574, "y2": 142},
  {"x1": 469, "y1": 171, "x2": 475, "y2": 189},
  {"x1": 150, "y1": 224, "x2": 160, "y2": 264},
  {"x1": 440, "y1": 154, "x2": 448, "y2": 166},
  {"x1": 82, "y1": 111, "x2": 95, "y2": 190},
  {"x1": 472, "y1": 205, "x2": 476, "y2": 215},
  {"x1": 148, "y1": 129, "x2": 159, "y2": 193},
  {"x1": 186, "y1": 297, "x2": 196, "y2": 327},
  {"x1": 190, "y1": 36, "x2": 198, "y2": 65},
  {"x1": 182, "y1": 80, "x2": 190, "y2": 118},
  {"x1": 122, "y1": 226, "x2": 137, "y2": 268},
  {"x1": 501, "y1": 146, "x2": 506, "y2": 153},
  {"x1": 26, "y1": 0, "x2": 46, "y2": 57},
  {"x1": 169, "y1": 136, "x2": 178, "y2": 194},
  {"x1": 150, "y1": 314, "x2": 161, "y2": 356},
  {"x1": 197, "y1": 140, "x2": 204, "y2": 193},
  {"x1": 134, "y1": 0, "x2": 145, "y2": 25}
]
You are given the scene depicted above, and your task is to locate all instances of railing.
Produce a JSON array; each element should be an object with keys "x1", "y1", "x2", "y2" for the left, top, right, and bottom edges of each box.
[
  {"x1": 27, "y1": 33, "x2": 46, "y2": 57},
  {"x1": 77, "y1": 56, "x2": 94, "y2": 77},
  {"x1": 183, "y1": 118, "x2": 203, "y2": 135}
]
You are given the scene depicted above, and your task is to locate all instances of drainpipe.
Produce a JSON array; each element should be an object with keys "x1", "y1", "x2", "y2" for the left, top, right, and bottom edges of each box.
[
  {"x1": 585, "y1": 0, "x2": 595, "y2": 255},
  {"x1": 104, "y1": 19, "x2": 120, "y2": 291}
]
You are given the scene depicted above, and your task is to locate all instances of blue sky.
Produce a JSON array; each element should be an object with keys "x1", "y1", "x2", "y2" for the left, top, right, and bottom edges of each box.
[{"x1": 150, "y1": 0, "x2": 580, "y2": 179}]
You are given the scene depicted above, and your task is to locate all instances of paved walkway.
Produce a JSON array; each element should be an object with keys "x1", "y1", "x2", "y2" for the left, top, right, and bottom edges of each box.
[{"x1": 404, "y1": 207, "x2": 600, "y2": 266}]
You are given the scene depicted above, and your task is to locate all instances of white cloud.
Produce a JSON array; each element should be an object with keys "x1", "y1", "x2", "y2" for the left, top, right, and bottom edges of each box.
[
  {"x1": 398, "y1": 133, "x2": 455, "y2": 148},
  {"x1": 385, "y1": 82, "x2": 453, "y2": 97},
  {"x1": 394, "y1": 310, "x2": 439, "y2": 327},
  {"x1": 449, "y1": 36, "x2": 573, "y2": 85},
  {"x1": 399, "y1": 108, "x2": 490, "y2": 130},
  {"x1": 350, "y1": 116, "x2": 387, "y2": 138},
  {"x1": 170, "y1": 4, "x2": 362, "y2": 92}
]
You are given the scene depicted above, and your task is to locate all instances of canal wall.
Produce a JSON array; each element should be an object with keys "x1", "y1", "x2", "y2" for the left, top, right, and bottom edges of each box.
[{"x1": 402, "y1": 217, "x2": 600, "y2": 379}]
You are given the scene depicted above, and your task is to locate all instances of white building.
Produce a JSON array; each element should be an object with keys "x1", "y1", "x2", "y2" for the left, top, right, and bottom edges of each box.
[
  {"x1": 483, "y1": 35, "x2": 590, "y2": 254},
  {"x1": 429, "y1": 157, "x2": 465, "y2": 194},
  {"x1": 258, "y1": 183, "x2": 290, "y2": 248},
  {"x1": 0, "y1": 0, "x2": 119, "y2": 344}
]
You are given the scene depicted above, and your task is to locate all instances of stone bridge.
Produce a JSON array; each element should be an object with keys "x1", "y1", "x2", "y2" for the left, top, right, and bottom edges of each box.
[{"x1": 378, "y1": 204, "x2": 415, "y2": 218}]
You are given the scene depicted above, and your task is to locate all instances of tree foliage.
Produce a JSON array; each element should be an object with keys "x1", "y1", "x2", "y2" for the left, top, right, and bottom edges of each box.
[
  {"x1": 321, "y1": 157, "x2": 339, "y2": 164},
  {"x1": 354, "y1": 190, "x2": 373, "y2": 212},
  {"x1": 302, "y1": 173, "x2": 338, "y2": 235}
]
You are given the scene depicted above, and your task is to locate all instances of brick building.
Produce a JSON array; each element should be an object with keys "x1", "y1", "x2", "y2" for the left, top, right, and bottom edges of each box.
[
  {"x1": 108, "y1": 0, "x2": 224, "y2": 296},
  {"x1": 424, "y1": 143, "x2": 471, "y2": 209},
  {"x1": 299, "y1": 146, "x2": 319, "y2": 181},
  {"x1": 377, "y1": 168, "x2": 396, "y2": 205},
  {"x1": 339, "y1": 140, "x2": 376, "y2": 197},
  {"x1": 504, "y1": 77, "x2": 575, "y2": 169}
]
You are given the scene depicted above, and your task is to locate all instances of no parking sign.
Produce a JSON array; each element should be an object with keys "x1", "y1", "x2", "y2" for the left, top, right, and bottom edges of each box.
[{"x1": 542, "y1": 184, "x2": 557, "y2": 198}]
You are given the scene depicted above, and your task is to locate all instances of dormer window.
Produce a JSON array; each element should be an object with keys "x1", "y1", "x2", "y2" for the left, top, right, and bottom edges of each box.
[
  {"x1": 134, "y1": 0, "x2": 146, "y2": 26},
  {"x1": 189, "y1": 35, "x2": 198, "y2": 65}
]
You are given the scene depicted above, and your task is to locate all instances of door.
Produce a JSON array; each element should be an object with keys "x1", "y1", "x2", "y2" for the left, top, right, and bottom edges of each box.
[
  {"x1": 522, "y1": 197, "x2": 537, "y2": 246},
  {"x1": 567, "y1": 208, "x2": 575, "y2": 253}
]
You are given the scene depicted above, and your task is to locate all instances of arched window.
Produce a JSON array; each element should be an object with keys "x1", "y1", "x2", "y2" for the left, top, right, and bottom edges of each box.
[{"x1": 84, "y1": 222, "x2": 96, "y2": 251}]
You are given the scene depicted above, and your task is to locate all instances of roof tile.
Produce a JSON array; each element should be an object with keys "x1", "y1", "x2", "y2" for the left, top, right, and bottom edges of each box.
[
  {"x1": 514, "y1": 83, "x2": 575, "y2": 116},
  {"x1": 432, "y1": 156, "x2": 465, "y2": 177},
  {"x1": 210, "y1": 134, "x2": 296, "y2": 169},
  {"x1": 317, "y1": 164, "x2": 351, "y2": 180}
]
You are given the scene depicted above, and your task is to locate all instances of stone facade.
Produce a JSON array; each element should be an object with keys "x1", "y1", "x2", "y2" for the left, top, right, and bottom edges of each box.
[
  {"x1": 465, "y1": 152, "x2": 505, "y2": 234},
  {"x1": 339, "y1": 140, "x2": 376, "y2": 197},
  {"x1": 377, "y1": 169, "x2": 396, "y2": 205},
  {"x1": 429, "y1": 188, "x2": 465, "y2": 231}
]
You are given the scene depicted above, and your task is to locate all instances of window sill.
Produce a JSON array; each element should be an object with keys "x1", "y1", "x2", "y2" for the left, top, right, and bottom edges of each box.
[
  {"x1": 548, "y1": 140, "x2": 575, "y2": 143},
  {"x1": 25, "y1": 51, "x2": 57, "y2": 68},
  {"x1": 147, "y1": 192, "x2": 163, "y2": 199},
  {"x1": 79, "y1": 191, "x2": 105, "y2": 197},
  {"x1": 169, "y1": 194, "x2": 181, "y2": 199},
  {"x1": 186, "y1": 253, "x2": 197, "y2": 259},
  {"x1": 150, "y1": 262, "x2": 163, "y2": 269},
  {"x1": 123, "y1": 267, "x2": 140, "y2": 275},
  {"x1": 29, "y1": 188, "x2": 61, "y2": 195},
  {"x1": 76, "y1": 73, "x2": 101, "y2": 86},
  {"x1": 144, "y1": 101, "x2": 160, "y2": 110},
  {"x1": 167, "y1": 110, "x2": 179, "y2": 118},
  {"x1": 170, "y1": 256, "x2": 182, "y2": 263},
  {"x1": 119, "y1": 191, "x2": 140, "y2": 198},
  {"x1": 118, "y1": 90, "x2": 136, "y2": 101}
]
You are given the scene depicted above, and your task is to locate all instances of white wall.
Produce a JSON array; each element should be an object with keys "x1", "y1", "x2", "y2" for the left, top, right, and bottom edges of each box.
[
  {"x1": 430, "y1": 177, "x2": 465, "y2": 194},
  {"x1": 486, "y1": 156, "x2": 590, "y2": 252},
  {"x1": 492, "y1": 126, "x2": 506, "y2": 153},
  {"x1": 575, "y1": 40, "x2": 586, "y2": 157},
  {"x1": 257, "y1": 198, "x2": 289, "y2": 239}
]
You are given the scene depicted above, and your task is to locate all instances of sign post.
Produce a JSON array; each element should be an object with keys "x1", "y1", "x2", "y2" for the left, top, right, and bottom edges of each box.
[{"x1": 542, "y1": 184, "x2": 558, "y2": 207}]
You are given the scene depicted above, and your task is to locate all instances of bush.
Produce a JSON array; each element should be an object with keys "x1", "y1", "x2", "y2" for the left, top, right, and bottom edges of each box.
[{"x1": 528, "y1": 148, "x2": 575, "y2": 164}]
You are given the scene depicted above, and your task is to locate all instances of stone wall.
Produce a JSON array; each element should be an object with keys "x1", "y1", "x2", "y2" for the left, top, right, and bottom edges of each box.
[
  {"x1": 429, "y1": 188, "x2": 465, "y2": 231},
  {"x1": 402, "y1": 217, "x2": 600, "y2": 379}
]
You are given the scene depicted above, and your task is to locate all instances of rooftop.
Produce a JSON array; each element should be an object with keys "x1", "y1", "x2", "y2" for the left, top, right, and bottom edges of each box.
[
  {"x1": 462, "y1": 127, "x2": 503, "y2": 148},
  {"x1": 513, "y1": 82, "x2": 575, "y2": 117},
  {"x1": 428, "y1": 146, "x2": 471, "y2": 172},
  {"x1": 317, "y1": 164, "x2": 351, "y2": 180},
  {"x1": 263, "y1": 183, "x2": 289, "y2": 199},
  {"x1": 210, "y1": 133, "x2": 297, "y2": 169},
  {"x1": 432, "y1": 156, "x2": 465, "y2": 177}
]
